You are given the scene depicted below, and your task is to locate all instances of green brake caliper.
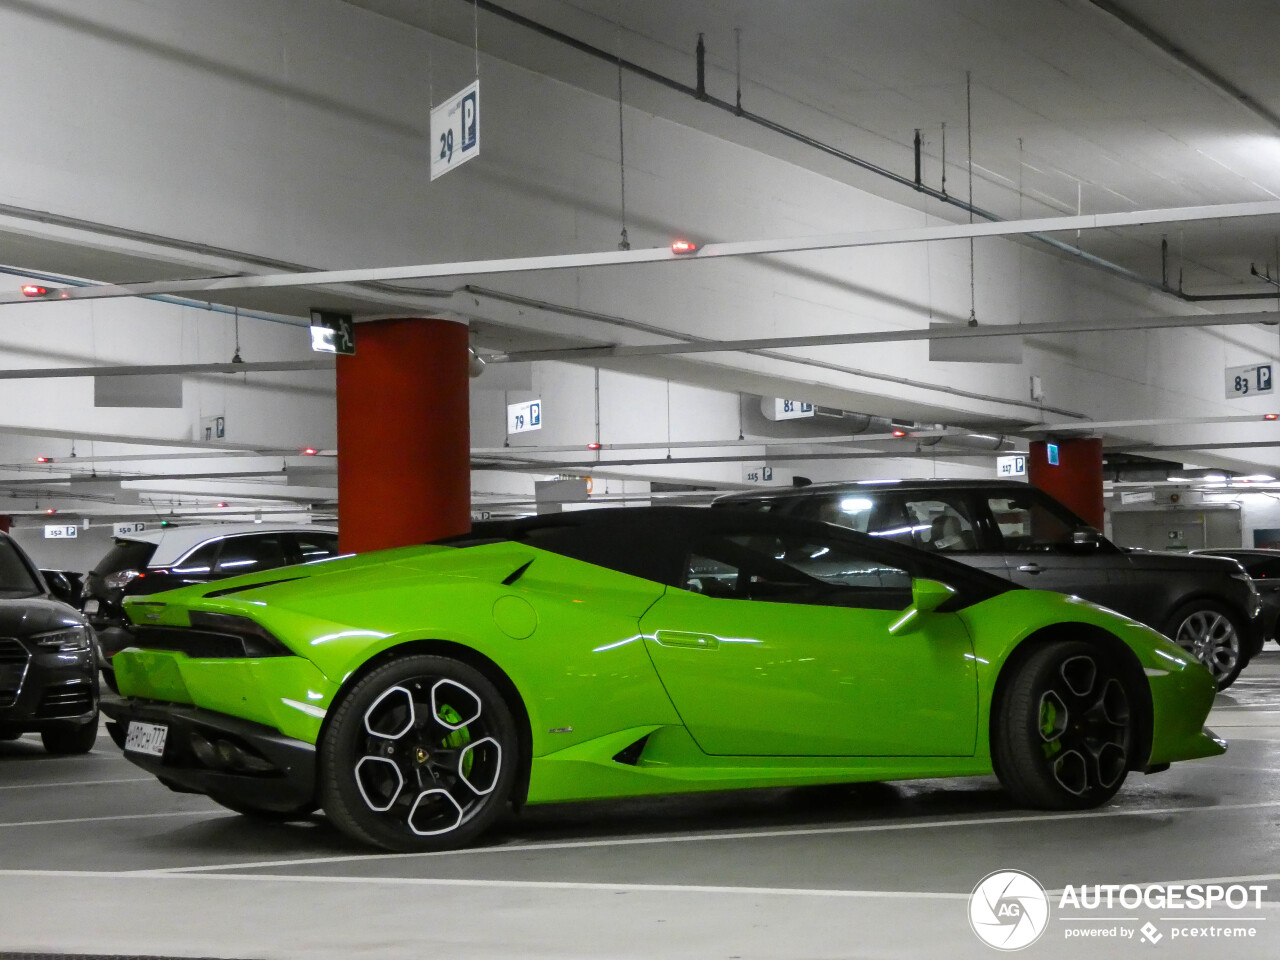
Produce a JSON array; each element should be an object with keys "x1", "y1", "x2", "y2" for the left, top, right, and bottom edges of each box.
[
  {"x1": 438, "y1": 703, "x2": 474, "y2": 777},
  {"x1": 1040, "y1": 698, "x2": 1061, "y2": 758}
]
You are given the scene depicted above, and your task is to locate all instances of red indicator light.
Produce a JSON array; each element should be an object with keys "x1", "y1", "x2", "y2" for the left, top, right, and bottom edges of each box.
[
  {"x1": 302, "y1": 447, "x2": 319, "y2": 456},
  {"x1": 1266, "y1": 414, "x2": 1279, "y2": 421},
  {"x1": 35, "y1": 456, "x2": 51, "y2": 463},
  {"x1": 587, "y1": 442, "x2": 602, "y2": 450},
  {"x1": 217, "y1": 501, "x2": 229, "y2": 508},
  {"x1": 670, "y1": 239, "x2": 698, "y2": 255},
  {"x1": 892, "y1": 429, "x2": 909, "y2": 438},
  {"x1": 44, "y1": 507, "x2": 56, "y2": 515},
  {"x1": 21, "y1": 284, "x2": 47, "y2": 297}
]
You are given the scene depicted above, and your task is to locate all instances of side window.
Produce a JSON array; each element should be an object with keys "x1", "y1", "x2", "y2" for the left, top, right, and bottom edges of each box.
[
  {"x1": 214, "y1": 535, "x2": 287, "y2": 575},
  {"x1": 682, "y1": 532, "x2": 912, "y2": 610},
  {"x1": 294, "y1": 533, "x2": 341, "y2": 563},
  {"x1": 987, "y1": 496, "x2": 1076, "y2": 552},
  {"x1": 896, "y1": 497, "x2": 979, "y2": 553},
  {"x1": 803, "y1": 493, "x2": 880, "y2": 533},
  {"x1": 172, "y1": 542, "x2": 220, "y2": 576}
]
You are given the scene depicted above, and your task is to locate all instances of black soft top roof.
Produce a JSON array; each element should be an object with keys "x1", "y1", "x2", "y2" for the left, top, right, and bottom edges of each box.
[{"x1": 448, "y1": 506, "x2": 1014, "y2": 601}]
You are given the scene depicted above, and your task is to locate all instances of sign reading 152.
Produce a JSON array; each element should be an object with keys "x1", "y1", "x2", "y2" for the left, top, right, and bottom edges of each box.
[{"x1": 1225, "y1": 362, "x2": 1274, "y2": 398}]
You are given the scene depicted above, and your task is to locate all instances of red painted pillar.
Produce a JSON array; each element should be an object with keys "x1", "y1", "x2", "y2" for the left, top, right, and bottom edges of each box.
[
  {"x1": 336, "y1": 318, "x2": 470, "y2": 553},
  {"x1": 1028, "y1": 438, "x2": 1105, "y2": 530}
]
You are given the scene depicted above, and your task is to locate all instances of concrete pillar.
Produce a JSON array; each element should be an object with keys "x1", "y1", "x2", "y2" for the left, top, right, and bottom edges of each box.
[
  {"x1": 1028, "y1": 437, "x2": 1104, "y2": 530},
  {"x1": 336, "y1": 318, "x2": 470, "y2": 553}
]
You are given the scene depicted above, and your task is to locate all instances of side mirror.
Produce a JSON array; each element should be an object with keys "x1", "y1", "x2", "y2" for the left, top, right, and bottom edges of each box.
[
  {"x1": 888, "y1": 578, "x2": 956, "y2": 635},
  {"x1": 42, "y1": 570, "x2": 77, "y2": 607},
  {"x1": 1071, "y1": 527, "x2": 1103, "y2": 551}
]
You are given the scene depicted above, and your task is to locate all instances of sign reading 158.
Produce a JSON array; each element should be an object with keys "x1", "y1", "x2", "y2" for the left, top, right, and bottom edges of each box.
[{"x1": 1225, "y1": 362, "x2": 1274, "y2": 398}]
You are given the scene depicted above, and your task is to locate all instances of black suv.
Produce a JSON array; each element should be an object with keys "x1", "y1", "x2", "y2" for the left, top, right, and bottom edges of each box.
[
  {"x1": 715, "y1": 479, "x2": 1262, "y2": 688},
  {"x1": 83, "y1": 524, "x2": 341, "y2": 673},
  {"x1": 0, "y1": 531, "x2": 100, "y2": 754}
]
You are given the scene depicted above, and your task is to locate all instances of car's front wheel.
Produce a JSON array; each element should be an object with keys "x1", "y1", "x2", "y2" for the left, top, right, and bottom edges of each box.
[
  {"x1": 993, "y1": 641, "x2": 1133, "y2": 809},
  {"x1": 1166, "y1": 601, "x2": 1243, "y2": 690},
  {"x1": 40, "y1": 712, "x2": 99, "y2": 755},
  {"x1": 318, "y1": 654, "x2": 518, "y2": 852}
]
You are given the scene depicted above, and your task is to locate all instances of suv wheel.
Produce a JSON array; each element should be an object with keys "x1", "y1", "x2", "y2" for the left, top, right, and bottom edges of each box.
[
  {"x1": 1166, "y1": 601, "x2": 1244, "y2": 690},
  {"x1": 40, "y1": 711, "x2": 100, "y2": 755}
]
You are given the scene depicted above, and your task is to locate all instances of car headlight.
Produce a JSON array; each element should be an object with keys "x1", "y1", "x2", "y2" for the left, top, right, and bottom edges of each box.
[{"x1": 33, "y1": 626, "x2": 90, "y2": 652}]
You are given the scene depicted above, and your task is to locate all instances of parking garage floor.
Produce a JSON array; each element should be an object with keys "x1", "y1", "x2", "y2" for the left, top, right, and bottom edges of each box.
[{"x1": 2, "y1": 654, "x2": 1278, "y2": 960}]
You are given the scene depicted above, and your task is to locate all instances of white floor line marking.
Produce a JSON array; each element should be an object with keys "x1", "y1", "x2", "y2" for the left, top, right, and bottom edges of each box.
[
  {"x1": 1195, "y1": 762, "x2": 1280, "y2": 774},
  {"x1": 0, "y1": 810, "x2": 214, "y2": 828},
  {"x1": 158, "y1": 799, "x2": 1280, "y2": 875},
  {"x1": 0, "y1": 869, "x2": 969, "y2": 899},
  {"x1": 0, "y1": 777, "x2": 151, "y2": 791}
]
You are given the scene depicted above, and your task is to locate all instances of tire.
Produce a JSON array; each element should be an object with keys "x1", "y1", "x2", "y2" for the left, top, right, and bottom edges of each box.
[
  {"x1": 210, "y1": 795, "x2": 317, "y2": 822},
  {"x1": 1165, "y1": 601, "x2": 1244, "y2": 690},
  {"x1": 41, "y1": 712, "x2": 100, "y2": 755},
  {"x1": 993, "y1": 641, "x2": 1134, "y2": 810},
  {"x1": 318, "y1": 654, "x2": 518, "y2": 852}
]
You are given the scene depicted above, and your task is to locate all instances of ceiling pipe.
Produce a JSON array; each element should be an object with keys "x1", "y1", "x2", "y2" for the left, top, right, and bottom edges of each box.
[{"x1": 460, "y1": 0, "x2": 1278, "y2": 303}]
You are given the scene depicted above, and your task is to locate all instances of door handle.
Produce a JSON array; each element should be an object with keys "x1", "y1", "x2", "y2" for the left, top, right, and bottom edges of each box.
[
  {"x1": 653, "y1": 630, "x2": 720, "y2": 650},
  {"x1": 1017, "y1": 563, "x2": 1043, "y2": 574}
]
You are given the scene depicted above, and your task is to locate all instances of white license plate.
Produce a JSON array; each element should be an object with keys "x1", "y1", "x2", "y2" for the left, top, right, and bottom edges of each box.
[
  {"x1": 124, "y1": 721, "x2": 168, "y2": 757},
  {"x1": 82, "y1": 598, "x2": 99, "y2": 616}
]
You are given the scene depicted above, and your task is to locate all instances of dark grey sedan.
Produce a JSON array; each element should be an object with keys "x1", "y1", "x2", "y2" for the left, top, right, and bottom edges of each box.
[{"x1": 715, "y1": 479, "x2": 1263, "y2": 689}]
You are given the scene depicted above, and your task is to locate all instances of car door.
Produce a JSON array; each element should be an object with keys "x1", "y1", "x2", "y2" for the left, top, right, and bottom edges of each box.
[
  {"x1": 638, "y1": 526, "x2": 978, "y2": 757},
  {"x1": 982, "y1": 491, "x2": 1131, "y2": 611}
]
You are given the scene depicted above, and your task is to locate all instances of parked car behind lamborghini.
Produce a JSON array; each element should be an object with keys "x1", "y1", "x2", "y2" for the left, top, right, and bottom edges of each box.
[
  {"x1": 715, "y1": 479, "x2": 1262, "y2": 688},
  {"x1": 83, "y1": 523, "x2": 340, "y2": 679}
]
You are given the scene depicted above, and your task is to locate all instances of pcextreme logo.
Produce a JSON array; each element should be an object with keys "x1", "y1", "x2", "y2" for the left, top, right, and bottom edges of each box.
[{"x1": 969, "y1": 870, "x2": 1051, "y2": 950}]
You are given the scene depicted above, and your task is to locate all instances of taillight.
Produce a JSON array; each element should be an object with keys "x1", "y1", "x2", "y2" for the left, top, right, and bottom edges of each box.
[{"x1": 104, "y1": 569, "x2": 142, "y2": 591}]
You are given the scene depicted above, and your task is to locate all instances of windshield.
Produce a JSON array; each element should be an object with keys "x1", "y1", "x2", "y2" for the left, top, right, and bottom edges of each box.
[{"x1": 0, "y1": 537, "x2": 42, "y2": 599}]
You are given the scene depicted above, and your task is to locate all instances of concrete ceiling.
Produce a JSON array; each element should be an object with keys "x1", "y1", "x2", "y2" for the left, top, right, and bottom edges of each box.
[{"x1": 350, "y1": 0, "x2": 1280, "y2": 295}]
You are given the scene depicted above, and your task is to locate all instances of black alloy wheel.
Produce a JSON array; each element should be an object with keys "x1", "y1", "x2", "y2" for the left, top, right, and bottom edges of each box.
[
  {"x1": 318, "y1": 654, "x2": 518, "y2": 852},
  {"x1": 993, "y1": 641, "x2": 1133, "y2": 809}
]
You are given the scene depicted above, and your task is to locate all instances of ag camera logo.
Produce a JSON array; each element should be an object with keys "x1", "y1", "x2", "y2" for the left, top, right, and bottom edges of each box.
[{"x1": 969, "y1": 869, "x2": 1050, "y2": 950}]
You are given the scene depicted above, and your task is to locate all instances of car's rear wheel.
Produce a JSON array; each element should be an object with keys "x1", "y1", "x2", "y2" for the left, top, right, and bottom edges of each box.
[
  {"x1": 318, "y1": 654, "x2": 517, "y2": 852},
  {"x1": 1166, "y1": 601, "x2": 1243, "y2": 690},
  {"x1": 40, "y1": 712, "x2": 99, "y2": 755},
  {"x1": 993, "y1": 641, "x2": 1133, "y2": 809}
]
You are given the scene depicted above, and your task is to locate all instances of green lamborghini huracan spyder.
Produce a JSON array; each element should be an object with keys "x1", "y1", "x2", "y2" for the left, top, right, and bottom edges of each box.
[{"x1": 103, "y1": 507, "x2": 1224, "y2": 851}]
